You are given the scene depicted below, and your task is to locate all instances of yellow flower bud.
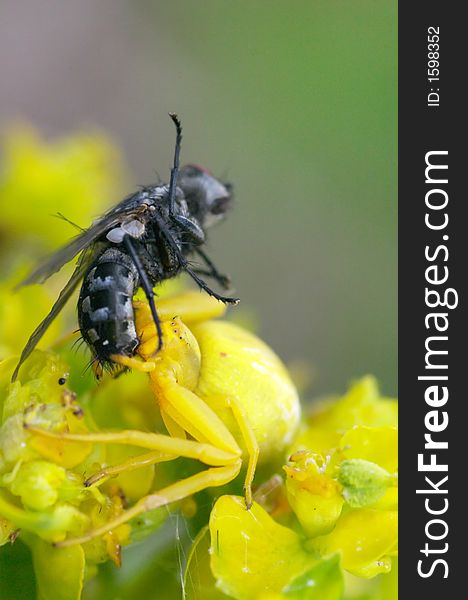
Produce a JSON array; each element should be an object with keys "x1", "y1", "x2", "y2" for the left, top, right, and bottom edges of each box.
[{"x1": 285, "y1": 450, "x2": 344, "y2": 537}]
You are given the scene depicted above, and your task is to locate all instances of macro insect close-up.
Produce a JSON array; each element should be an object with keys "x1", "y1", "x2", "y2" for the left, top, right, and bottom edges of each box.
[
  {"x1": 23, "y1": 293, "x2": 301, "y2": 547},
  {"x1": 12, "y1": 114, "x2": 239, "y2": 383},
  {"x1": 5, "y1": 115, "x2": 303, "y2": 557},
  {"x1": 1, "y1": 4, "x2": 397, "y2": 600}
]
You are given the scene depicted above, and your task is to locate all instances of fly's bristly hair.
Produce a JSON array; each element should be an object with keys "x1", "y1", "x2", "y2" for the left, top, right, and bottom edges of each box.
[{"x1": 12, "y1": 114, "x2": 239, "y2": 382}]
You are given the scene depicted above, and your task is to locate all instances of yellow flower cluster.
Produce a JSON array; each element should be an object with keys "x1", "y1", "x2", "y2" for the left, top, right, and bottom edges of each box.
[
  {"x1": 0, "y1": 125, "x2": 397, "y2": 600},
  {"x1": 287, "y1": 377, "x2": 398, "y2": 578},
  {"x1": 184, "y1": 377, "x2": 398, "y2": 599},
  {"x1": 0, "y1": 124, "x2": 126, "y2": 249}
]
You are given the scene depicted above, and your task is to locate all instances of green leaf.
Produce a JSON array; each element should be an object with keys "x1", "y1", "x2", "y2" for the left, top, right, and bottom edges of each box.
[{"x1": 282, "y1": 554, "x2": 344, "y2": 599}]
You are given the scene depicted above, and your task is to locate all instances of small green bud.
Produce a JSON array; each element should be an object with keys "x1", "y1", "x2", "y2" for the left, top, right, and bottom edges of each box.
[
  {"x1": 9, "y1": 461, "x2": 66, "y2": 511},
  {"x1": 338, "y1": 459, "x2": 393, "y2": 507}
]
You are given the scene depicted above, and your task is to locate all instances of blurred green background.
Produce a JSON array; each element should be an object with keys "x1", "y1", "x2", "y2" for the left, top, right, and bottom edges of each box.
[{"x1": 0, "y1": 0, "x2": 396, "y2": 397}]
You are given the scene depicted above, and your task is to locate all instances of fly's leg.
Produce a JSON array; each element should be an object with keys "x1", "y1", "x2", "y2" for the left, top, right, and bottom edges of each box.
[
  {"x1": 183, "y1": 265, "x2": 239, "y2": 304},
  {"x1": 168, "y1": 113, "x2": 182, "y2": 216},
  {"x1": 123, "y1": 235, "x2": 163, "y2": 352},
  {"x1": 154, "y1": 213, "x2": 239, "y2": 305},
  {"x1": 194, "y1": 247, "x2": 232, "y2": 289},
  {"x1": 171, "y1": 214, "x2": 205, "y2": 244},
  {"x1": 133, "y1": 293, "x2": 226, "y2": 345}
]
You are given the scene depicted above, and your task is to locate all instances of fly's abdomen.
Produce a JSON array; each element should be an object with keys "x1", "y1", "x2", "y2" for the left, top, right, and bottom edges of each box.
[{"x1": 78, "y1": 248, "x2": 140, "y2": 364}]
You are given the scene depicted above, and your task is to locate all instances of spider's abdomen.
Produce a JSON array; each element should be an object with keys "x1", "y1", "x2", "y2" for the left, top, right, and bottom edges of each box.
[{"x1": 78, "y1": 248, "x2": 140, "y2": 366}]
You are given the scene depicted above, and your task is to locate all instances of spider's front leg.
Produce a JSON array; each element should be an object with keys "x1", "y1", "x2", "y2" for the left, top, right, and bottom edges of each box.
[
  {"x1": 137, "y1": 314, "x2": 259, "y2": 507},
  {"x1": 26, "y1": 318, "x2": 250, "y2": 548},
  {"x1": 56, "y1": 462, "x2": 242, "y2": 548}
]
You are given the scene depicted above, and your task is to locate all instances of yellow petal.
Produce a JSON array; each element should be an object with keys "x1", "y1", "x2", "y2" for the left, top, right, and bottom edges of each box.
[
  {"x1": 340, "y1": 426, "x2": 398, "y2": 473},
  {"x1": 310, "y1": 508, "x2": 398, "y2": 578},
  {"x1": 209, "y1": 495, "x2": 315, "y2": 599}
]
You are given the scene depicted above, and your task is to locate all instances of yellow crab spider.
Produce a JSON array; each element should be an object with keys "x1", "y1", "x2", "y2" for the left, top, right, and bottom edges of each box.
[{"x1": 27, "y1": 291, "x2": 301, "y2": 548}]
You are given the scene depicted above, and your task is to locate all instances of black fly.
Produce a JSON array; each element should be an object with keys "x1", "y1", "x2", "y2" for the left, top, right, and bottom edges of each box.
[{"x1": 11, "y1": 114, "x2": 238, "y2": 381}]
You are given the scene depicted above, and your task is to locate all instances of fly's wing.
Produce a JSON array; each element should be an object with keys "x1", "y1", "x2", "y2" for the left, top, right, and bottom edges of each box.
[
  {"x1": 11, "y1": 248, "x2": 98, "y2": 382},
  {"x1": 18, "y1": 192, "x2": 148, "y2": 287}
]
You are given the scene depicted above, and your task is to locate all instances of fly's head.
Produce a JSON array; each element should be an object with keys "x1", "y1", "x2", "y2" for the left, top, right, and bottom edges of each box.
[{"x1": 178, "y1": 165, "x2": 233, "y2": 229}]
